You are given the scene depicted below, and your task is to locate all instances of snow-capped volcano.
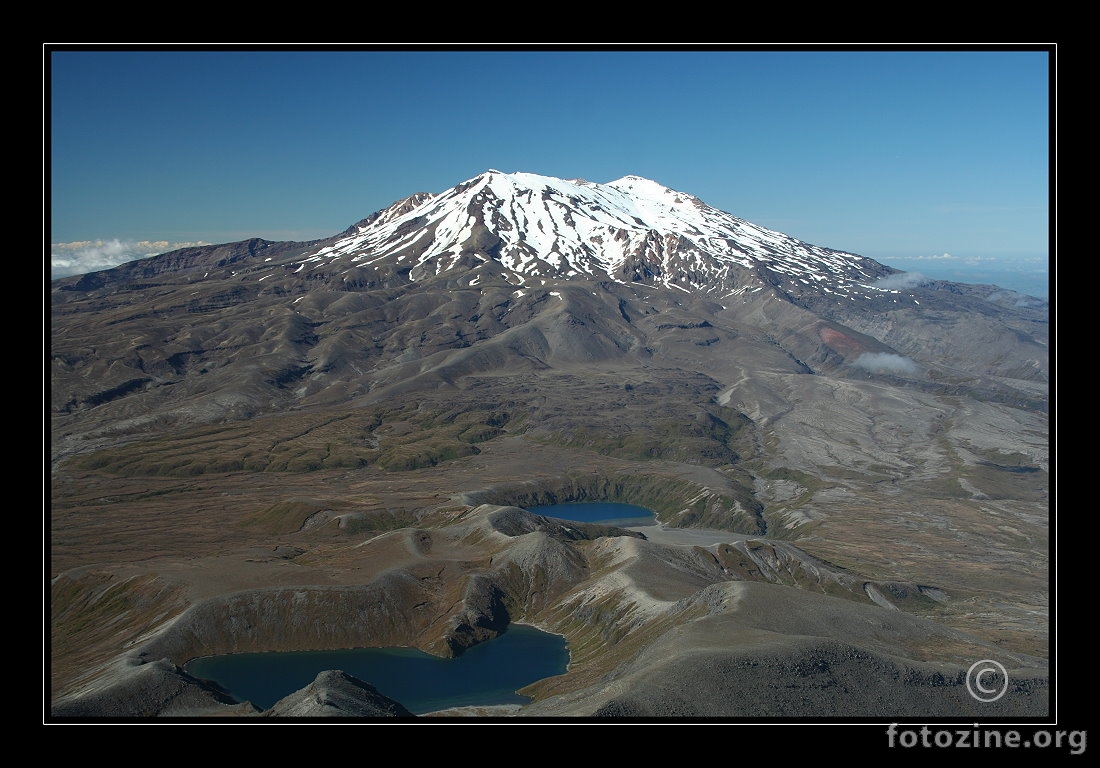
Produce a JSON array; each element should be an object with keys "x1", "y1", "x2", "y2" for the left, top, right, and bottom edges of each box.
[{"x1": 296, "y1": 170, "x2": 893, "y2": 298}]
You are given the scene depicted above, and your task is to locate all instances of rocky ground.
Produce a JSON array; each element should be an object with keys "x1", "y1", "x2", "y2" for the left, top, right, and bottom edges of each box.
[{"x1": 49, "y1": 256, "x2": 1049, "y2": 721}]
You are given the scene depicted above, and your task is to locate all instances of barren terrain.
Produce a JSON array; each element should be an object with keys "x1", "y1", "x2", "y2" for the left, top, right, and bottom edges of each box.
[{"x1": 49, "y1": 223, "x2": 1048, "y2": 719}]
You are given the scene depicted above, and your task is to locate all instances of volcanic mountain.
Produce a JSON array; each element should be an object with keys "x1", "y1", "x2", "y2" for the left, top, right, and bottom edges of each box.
[{"x1": 49, "y1": 171, "x2": 1050, "y2": 719}]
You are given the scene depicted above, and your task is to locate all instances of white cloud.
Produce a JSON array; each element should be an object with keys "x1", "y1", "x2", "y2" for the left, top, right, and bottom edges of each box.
[
  {"x1": 904, "y1": 252, "x2": 959, "y2": 261},
  {"x1": 851, "y1": 352, "x2": 920, "y2": 376},
  {"x1": 872, "y1": 271, "x2": 930, "y2": 290},
  {"x1": 50, "y1": 239, "x2": 209, "y2": 279}
]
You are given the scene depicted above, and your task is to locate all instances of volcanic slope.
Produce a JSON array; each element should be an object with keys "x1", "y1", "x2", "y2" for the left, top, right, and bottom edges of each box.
[{"x1": 49, "y1": 170, "x2": 1049, "y2": 718}]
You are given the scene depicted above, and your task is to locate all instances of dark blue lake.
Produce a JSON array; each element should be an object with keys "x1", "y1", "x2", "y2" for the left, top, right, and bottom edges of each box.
[
  {"x1": 184, "y1": 623, "x2": 568, "y2": 714},
  {"x1": 183, "y1": 504, "x2": 647, "y2": 714},
  {"x1": 529, "y1": 501, "x2": 656, "y2": 526}
]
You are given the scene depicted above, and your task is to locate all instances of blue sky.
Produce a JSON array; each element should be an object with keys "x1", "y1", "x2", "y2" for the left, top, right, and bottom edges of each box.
[{"x1": 48, "y1": 46, "x2": 1053, "y2": 297}]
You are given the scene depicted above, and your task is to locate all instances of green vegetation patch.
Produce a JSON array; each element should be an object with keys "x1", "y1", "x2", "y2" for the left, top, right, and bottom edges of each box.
[
  {"x1": 238, "y1": 499, "x2": 340, "y2": 534},
  {"x1": 534, "y1": 405, "x2": 753, "y2": 466},
  {"x1": 376, "y1": 439, "x2": 481, "y2": 471},
  {"x1": 65, "y1": 403, "x2": 525, "y2": 477}
]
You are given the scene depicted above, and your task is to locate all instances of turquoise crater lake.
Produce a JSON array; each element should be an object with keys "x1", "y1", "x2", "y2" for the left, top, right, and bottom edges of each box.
[
  {"x1": 527, "y1": 501, "x2": 656, "y2": 526},
  {"x1": 184, "y1": 623, "x2": 568, "y2": 714},
  {"x1": 183, "y1": 503, "x2": 653, "y2": 714}
]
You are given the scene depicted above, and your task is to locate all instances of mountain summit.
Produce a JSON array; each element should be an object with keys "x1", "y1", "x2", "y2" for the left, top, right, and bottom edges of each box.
[{"x1": 301, "y1": 170, "x2": 892, "y2": 298}]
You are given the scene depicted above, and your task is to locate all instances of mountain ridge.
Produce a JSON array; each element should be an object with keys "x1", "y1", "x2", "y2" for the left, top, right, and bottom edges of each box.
[
  {"x1": 55, "y1": 169, "x2": 1048, "y2": 312},
  {"x1": 54, "y1": 169, "x2": 1047, "y2": 306},
  {"x1": 231, "y1": 169, "x2": 898, "y2": 298}
]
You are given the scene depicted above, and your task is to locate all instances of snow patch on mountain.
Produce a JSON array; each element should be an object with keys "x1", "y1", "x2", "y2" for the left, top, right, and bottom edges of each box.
[{"x1": 292, "y1": 170, "x2": 894, "y2": 299}]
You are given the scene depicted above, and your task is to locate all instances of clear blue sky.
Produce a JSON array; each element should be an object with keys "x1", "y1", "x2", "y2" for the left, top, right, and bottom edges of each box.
[{"x1": 48, "y1": 46, "x2": 1053, "y2": 296}]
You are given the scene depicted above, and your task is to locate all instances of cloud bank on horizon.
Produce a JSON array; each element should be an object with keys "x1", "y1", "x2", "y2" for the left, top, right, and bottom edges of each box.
[
  {"x1": 51, "y1": 239, "x2": 210, "y2": 279},
  {"x1": 882, "y1": 251, "x2": 1048, "y2": 298}
]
